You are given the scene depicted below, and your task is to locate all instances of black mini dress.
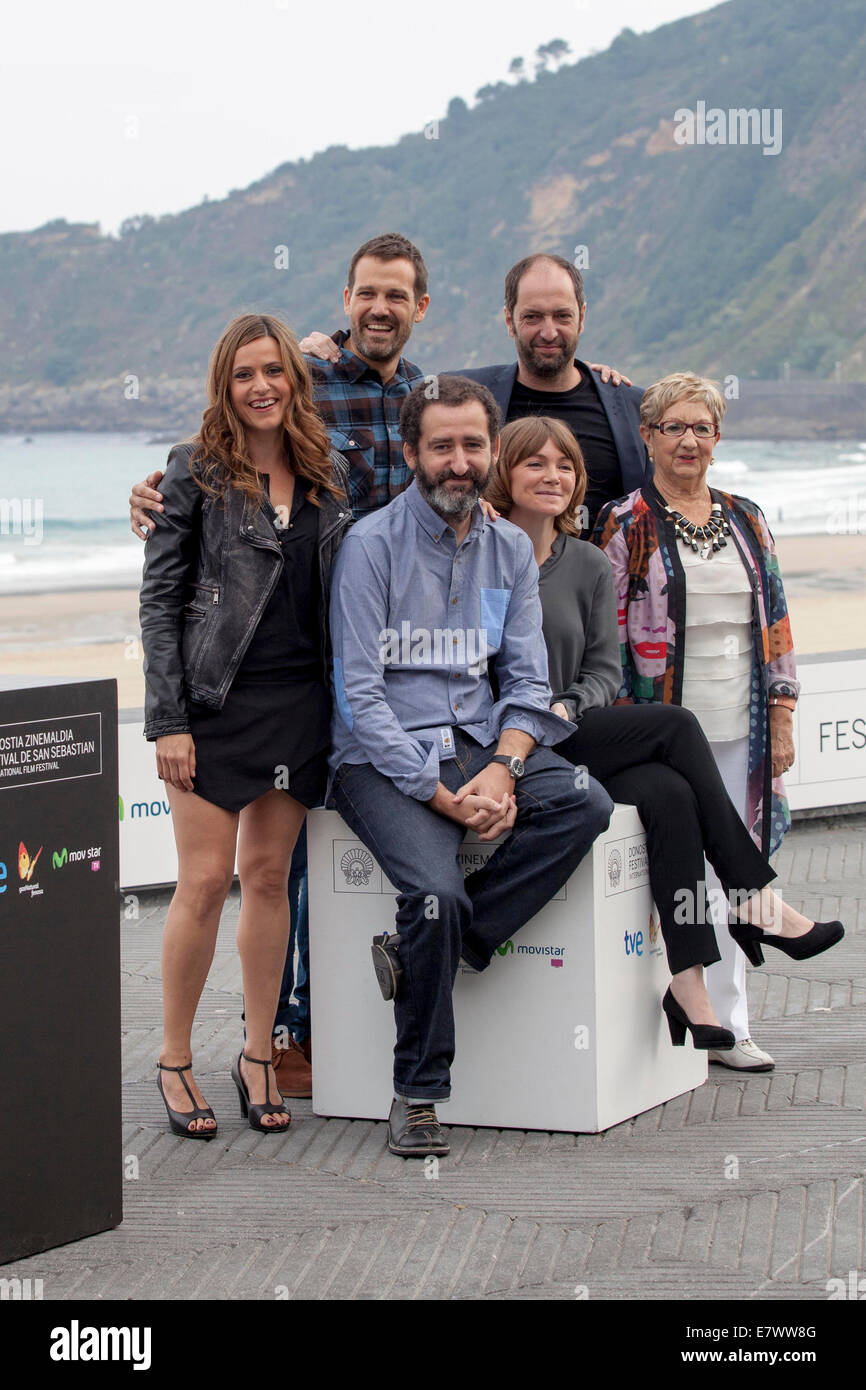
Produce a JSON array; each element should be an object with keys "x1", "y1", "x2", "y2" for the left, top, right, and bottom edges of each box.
[{"x1": 187, "y1": 476, "x2": 331, "y2": 812}]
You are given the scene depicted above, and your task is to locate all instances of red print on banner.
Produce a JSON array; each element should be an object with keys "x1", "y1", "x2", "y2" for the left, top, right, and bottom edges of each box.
[{"x1": 18, "y1": 841, "x2": 42, "y2": 883}]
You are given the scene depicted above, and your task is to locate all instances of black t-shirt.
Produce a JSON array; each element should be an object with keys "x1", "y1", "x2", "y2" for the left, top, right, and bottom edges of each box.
[{"x1": 507, "y1": 371, "x2": 624, "y2": 534}]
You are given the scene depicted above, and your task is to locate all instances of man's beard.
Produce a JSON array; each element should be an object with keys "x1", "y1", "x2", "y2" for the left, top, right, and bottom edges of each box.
[
  {"x1": 414, "y1": 460, "x2": 493, "y2": 517},
  {"x1": 351, "y1": 314, "x2": 413, "y2": 362},
  {"x1": 517, "y1": 335, "x2": 578, "y2": 378}
]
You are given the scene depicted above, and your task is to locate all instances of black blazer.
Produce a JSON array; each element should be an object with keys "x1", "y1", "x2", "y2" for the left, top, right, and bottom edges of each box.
[{"x1": 450, "y1": 358, "x2": 649, "y2": 496}]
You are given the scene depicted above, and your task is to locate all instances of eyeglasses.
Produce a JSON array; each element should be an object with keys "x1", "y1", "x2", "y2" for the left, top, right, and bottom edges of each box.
[{"x1": 650, "y1": 420, "x2": 717, "y2": 439}]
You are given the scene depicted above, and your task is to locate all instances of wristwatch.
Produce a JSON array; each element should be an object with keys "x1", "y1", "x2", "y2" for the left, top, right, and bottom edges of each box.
[{"x1": 489, "y1": 754, "x2": 525, "y2": 780}]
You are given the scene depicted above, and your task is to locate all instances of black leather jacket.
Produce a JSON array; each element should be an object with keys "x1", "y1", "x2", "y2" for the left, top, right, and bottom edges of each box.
[{"x1": 140, "y1": 442, "x2": 353, "y2": 740}]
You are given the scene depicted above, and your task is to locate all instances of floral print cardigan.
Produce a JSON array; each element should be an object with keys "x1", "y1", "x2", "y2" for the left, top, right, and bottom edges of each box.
[{"x1": 592, "y1": 481, "x2": 799, "y2": 857}]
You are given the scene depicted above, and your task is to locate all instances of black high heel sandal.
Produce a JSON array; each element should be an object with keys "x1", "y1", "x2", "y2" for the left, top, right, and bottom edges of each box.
[
  {"x1": 729, "y1": 919, "x2": 844, "y2": 967},
  {"x1": 231, "y1": 1052, "x2": 291, "y2": 1134},
  {"x1": 157, "y1": 1061, "x2": 217, "y2": 1140},
  {"x1": 662, "y1": 988, "x2": 735, "y2": 1051}
]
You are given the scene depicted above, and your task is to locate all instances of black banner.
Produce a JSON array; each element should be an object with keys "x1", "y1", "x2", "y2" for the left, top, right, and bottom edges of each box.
[{"x1": 0, "y1": 679, "x2": 121, "y2": 1265}]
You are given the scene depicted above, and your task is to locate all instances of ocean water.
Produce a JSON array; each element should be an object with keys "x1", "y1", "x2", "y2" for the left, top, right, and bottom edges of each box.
[
  {"x1": 1, "y1": 432, "x2": 865, "y2": 596},
  {"x1": 710, "y1": 438, "x2": 866, "y2": 538},
  {"x1": 0, "y1": 432, "x2": 172, "y2": 596}
]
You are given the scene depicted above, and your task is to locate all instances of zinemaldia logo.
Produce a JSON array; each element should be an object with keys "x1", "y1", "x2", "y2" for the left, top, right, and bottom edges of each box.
[
  {"x1": 607, "y1": 847, "x2": 622, "y2": 890},
  {"x1": 340, "y1": 847, "x2": 374, "y2": 887}
]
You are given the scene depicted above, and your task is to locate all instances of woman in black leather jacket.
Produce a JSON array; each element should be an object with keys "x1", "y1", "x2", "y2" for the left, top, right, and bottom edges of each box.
[{"x1": 140, "y1": 313, "x2": 352, "y2": 1139}]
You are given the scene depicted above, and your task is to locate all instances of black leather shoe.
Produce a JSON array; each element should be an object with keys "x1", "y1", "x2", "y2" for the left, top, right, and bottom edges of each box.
[
  {"x1": 372, "y1": 932, "x2": 403, "y2": 1000},
  {"x1": 387, "y1": 1097, "x2": 450, "y2": 1158},
  {"x1": 662, "y1": 987, "x2": 735, "y2": 1051},
  {"x1": 729, "y1": 918, "x2": 844, "y2": 967}
]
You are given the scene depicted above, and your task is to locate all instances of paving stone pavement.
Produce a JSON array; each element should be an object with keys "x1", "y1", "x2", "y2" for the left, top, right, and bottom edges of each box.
[{"x1": 3, "y1": 814, "x2": 864, "y2": 1302}]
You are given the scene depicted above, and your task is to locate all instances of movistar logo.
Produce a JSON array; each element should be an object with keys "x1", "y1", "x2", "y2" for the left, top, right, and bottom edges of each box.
[
  {"x1": 52, "y1": 844, "x2": 101, "y2": 870},
  {"x1": 496, "y1": 940, "x2": 514, "y2": 956}
]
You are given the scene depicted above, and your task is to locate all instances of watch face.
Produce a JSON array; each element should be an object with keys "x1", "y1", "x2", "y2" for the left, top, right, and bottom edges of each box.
[{"x1": 511, "y1": 757, "x2": 525, "y2": 778}]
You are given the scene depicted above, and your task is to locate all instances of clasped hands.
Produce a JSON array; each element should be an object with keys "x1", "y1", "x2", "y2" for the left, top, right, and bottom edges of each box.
[{"x1": 429, "y1": 763, "x2": 517, "y2": 842}]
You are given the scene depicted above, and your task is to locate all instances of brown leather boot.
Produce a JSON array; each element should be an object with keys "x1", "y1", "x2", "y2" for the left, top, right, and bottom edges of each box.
[{"x1": 271, "y1": 1036, "x2": 312, "y2": 1098}]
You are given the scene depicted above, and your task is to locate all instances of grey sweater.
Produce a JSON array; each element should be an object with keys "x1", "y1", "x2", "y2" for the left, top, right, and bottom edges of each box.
[{"x1": 537, "y1": 532, "x2": 622, "y2": 723}]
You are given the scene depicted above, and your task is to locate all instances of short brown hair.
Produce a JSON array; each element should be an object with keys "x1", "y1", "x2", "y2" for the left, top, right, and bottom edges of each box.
[
  {"x1": 347, "y1": 233, "x2": 428, "y2": 301},
  {"x1": 485, "y1": 416, "x2": 587, "y2": 537},
  {"x1": 504, "y1": 253, "x2": 586, "y2": 317},
  {"x1": 399, "y1": 375, "x2": 501, "y2": 453}
]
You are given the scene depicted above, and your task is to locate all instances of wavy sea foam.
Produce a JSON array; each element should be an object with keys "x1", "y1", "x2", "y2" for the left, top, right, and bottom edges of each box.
[{"x1": 2, "y1": 432, "x2": 865, "y2": 595}]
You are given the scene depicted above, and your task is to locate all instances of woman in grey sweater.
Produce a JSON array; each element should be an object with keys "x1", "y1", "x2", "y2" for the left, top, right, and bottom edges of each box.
[{"x1": 486, "y1": 417, "x2": 797, "y2": 1050}]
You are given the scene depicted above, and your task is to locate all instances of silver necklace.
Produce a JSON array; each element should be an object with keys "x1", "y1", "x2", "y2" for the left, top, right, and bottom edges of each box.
[{"x1": 664, "y1": 500, "x2": 730, "y2": 560}]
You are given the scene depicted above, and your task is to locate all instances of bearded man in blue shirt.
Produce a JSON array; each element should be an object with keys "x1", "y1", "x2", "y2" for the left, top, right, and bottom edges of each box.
[{"x1": 328, "y1": 375, "x2": 613, "y2": 1158}]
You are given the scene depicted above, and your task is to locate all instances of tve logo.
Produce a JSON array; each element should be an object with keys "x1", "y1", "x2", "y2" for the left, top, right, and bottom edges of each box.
[
  {"x1": 624, "y1": 929, "x2": 644, "y2": 958},
  {"x1": 0, "y1": 859, "x2": 6, "y2": 895}
]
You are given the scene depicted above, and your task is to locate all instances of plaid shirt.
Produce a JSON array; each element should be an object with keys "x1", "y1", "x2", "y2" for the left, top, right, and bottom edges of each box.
[{"x1": 307, "y1": 330, "x2": 426, "y2": 519}]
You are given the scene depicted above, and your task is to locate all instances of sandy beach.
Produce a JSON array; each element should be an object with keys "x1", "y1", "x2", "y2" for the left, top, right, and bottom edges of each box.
[
  {"x1": 0, "y1": 587, "x2": 146, "y2": 708},
  {"x1": 1, "y1": 534, "x2": 863, "y2": 710},
  {"x1": 772, "y1": 534, "x2": 866, "y2": 656}
]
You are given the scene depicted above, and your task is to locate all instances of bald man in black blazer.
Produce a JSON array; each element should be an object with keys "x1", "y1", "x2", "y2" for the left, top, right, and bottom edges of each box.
[{"x1": 452, "y1": 253, "x2": 648, "y2": 532}]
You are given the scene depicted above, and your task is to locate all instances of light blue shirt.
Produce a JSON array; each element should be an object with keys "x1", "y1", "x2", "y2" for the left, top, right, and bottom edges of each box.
[{"x1": 329, "y1": 480, "x2": 575, "y2": 800}]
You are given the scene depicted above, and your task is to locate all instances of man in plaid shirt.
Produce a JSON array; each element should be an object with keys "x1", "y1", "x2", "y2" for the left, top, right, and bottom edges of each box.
[
  {"x1": 296, "y1": 239, "x2": 635, "y2": 529},
  {"x1": 307, "y1": 232, "x2": 430, "y2": 518}
]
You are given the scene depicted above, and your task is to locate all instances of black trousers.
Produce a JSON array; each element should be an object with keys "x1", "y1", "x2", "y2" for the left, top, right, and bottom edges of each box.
[{"x1": 556, "y1": 703, "x2": 776, "y2": 975}]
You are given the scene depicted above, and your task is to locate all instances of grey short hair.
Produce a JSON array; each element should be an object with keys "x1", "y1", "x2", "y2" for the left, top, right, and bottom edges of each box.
[{"x1": 640, "y1": 372, "x2": 725, "y2": 430}]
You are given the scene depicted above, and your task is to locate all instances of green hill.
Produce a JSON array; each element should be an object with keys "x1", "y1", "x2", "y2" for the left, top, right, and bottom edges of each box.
[{"x1": 2, "y1": 0, "x2": 865, "y2": 433}]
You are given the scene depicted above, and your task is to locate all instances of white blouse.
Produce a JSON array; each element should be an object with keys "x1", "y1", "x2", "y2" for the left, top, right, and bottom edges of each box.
[{"x1": 680, "y1": 539, "x2": 753, "y2": 742}]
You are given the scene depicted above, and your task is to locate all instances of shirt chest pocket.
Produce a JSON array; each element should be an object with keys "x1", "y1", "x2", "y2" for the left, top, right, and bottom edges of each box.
[
  {"x1": 480, "y1": 587, "x2": 512, "y2": 653},
  {"x1": 329, "y1": 429, "x2": 375, "y2": 504}
]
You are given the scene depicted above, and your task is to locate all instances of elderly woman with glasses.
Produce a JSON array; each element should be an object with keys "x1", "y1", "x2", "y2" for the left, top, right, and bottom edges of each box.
[{"x1": 593, "y1": 372, "x2": 844, "y2": 1073}]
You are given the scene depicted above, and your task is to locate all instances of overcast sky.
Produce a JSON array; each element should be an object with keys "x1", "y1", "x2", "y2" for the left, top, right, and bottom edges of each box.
[{"x1": 1, "y1": 0, "x2": 717, "y2": 236}]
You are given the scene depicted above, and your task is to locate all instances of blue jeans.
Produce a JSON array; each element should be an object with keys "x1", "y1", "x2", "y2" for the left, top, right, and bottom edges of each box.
[
  {"x1": 330, "y1": 730, "x2": 612, "y2": 1102},
  {"x1": 273, "y1": 822, "x2": 310, "y2": 1043}
]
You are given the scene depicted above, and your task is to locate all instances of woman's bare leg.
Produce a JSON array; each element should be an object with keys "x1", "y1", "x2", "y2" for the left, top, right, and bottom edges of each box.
[
  {"x1": 236, "y1": 789, "x2": 307, "y2": 1128},
  {"x1": 734, "y1": 888, "x2": 816, "y2": 937},
  {"x1": 160, "y1": 785, "x2": 238, "y2": 1132},
  {"x1": 669, "y1": 965, "x2": 721, "y2": 1026}
]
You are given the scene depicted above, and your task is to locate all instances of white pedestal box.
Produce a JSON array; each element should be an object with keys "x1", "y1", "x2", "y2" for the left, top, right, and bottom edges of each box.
[{"x1": 308, "y1": 802, "x2": 706, "y2": 1133}]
